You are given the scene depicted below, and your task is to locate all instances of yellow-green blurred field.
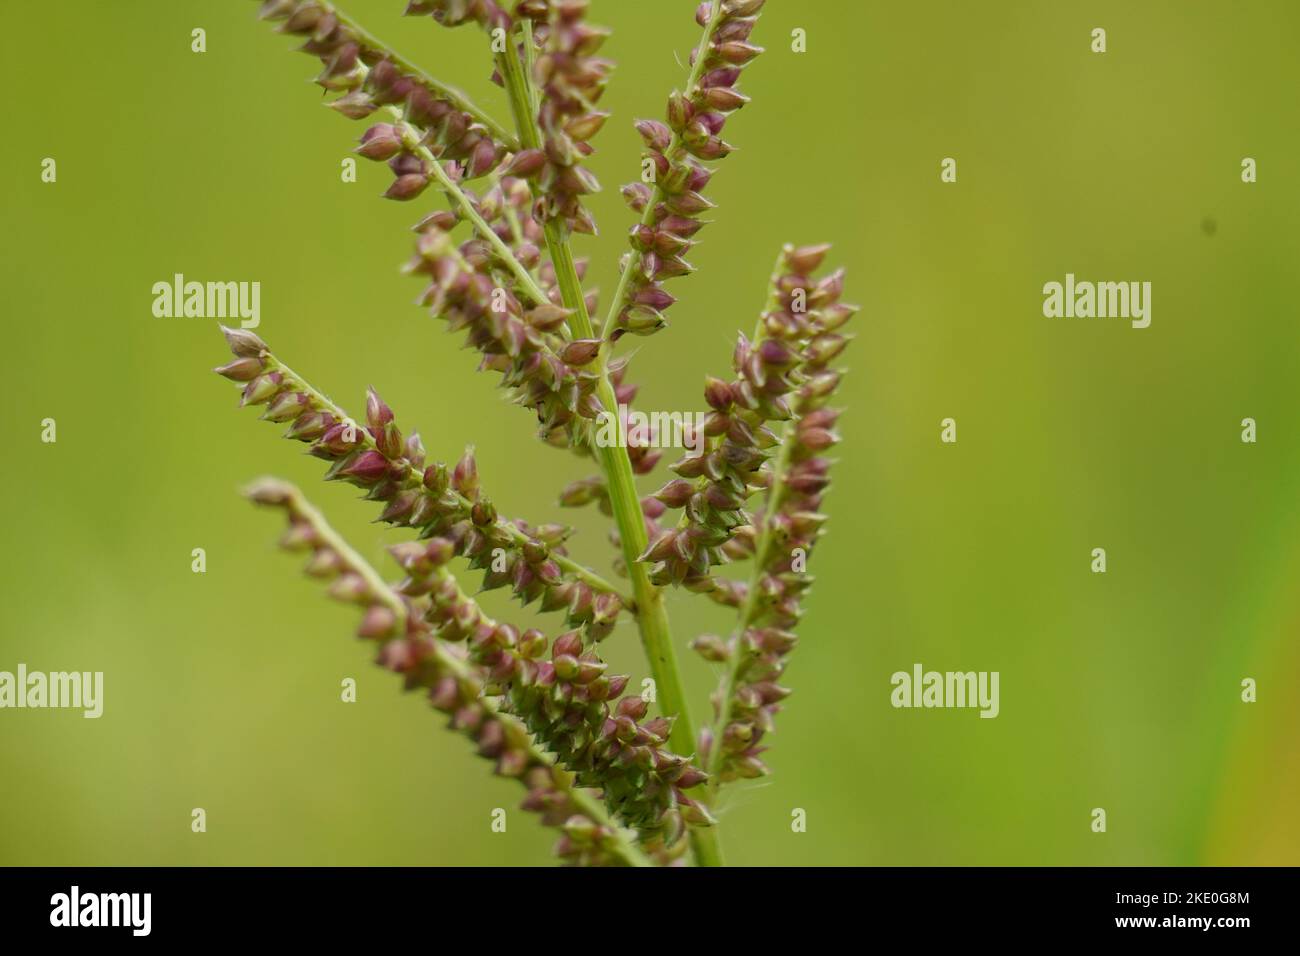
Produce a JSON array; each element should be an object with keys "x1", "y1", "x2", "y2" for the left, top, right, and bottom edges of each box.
[{"x1": 2, "y1": 0, "x2": 1297, "y2": 865}]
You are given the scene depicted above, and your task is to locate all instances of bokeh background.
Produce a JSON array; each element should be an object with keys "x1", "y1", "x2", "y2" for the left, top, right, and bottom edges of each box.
[{"x1": 2, "y1": 0, "x2": 1297, "y2": 866}]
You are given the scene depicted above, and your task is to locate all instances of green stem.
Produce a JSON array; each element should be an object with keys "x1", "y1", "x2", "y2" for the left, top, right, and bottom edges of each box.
[
  {"x1": 496, "y1": 23, "x2": 724, "y2": 868},
  {"x1": 495, "y1": 36, "x2": 542, "y2": 151},
  {"x1": 521, "y1": 20, "x2": 541, "y2": 115},
  {"x1": 598, "y1": 0, "x2": 726, "y2": 340}
]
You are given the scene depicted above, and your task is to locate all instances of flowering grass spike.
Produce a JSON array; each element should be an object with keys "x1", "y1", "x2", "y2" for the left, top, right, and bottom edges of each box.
[{"x1": 220, "y1": 0, "x2": 855, "y2": 866}]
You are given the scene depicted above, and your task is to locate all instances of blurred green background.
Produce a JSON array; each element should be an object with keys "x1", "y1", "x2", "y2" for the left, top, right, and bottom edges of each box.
[{"x1": 2, "y1": 0, "x2": 1297, "y2": 866}]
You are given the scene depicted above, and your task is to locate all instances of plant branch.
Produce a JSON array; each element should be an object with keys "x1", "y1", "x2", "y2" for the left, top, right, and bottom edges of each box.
[
  {"x1": 270, "y1": 480, "x2": 410, "y2": 625},
  {"x1": 496, "y1": 21, "x2": 723, "y2": 868},
  {"x1": 702, "y1": 419, "x2": 796, "y2": 802},
  {"x1": 521, "y1": 20, "x2": 541, "y2": 114},
  {"x1": 263, "y1": 352, "x2": 632, "y2": 606},
  {"x1": 251, "y1": 479, "x2": 652, "y2": 868},
  {"x1": 598, "y1": 0, "x2": 727, "y2": 340},
  {"x1": 479, "y1": 698, "x2": 656, "y2": 868},
  {"x1": 703, "y1": 249, "x2": 820, "y2": 803},
  {"x1": 318, "y1": 0, "x2": 517, "y2": 147},
  {"x1": 384, "y1": 109, "x2": 551, "y2": 304}
]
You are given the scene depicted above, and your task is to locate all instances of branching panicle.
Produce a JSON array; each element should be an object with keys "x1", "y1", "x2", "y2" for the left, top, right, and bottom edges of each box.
[{"x1": 227, "y1": 0, "x2": 853, "y2": 866}]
